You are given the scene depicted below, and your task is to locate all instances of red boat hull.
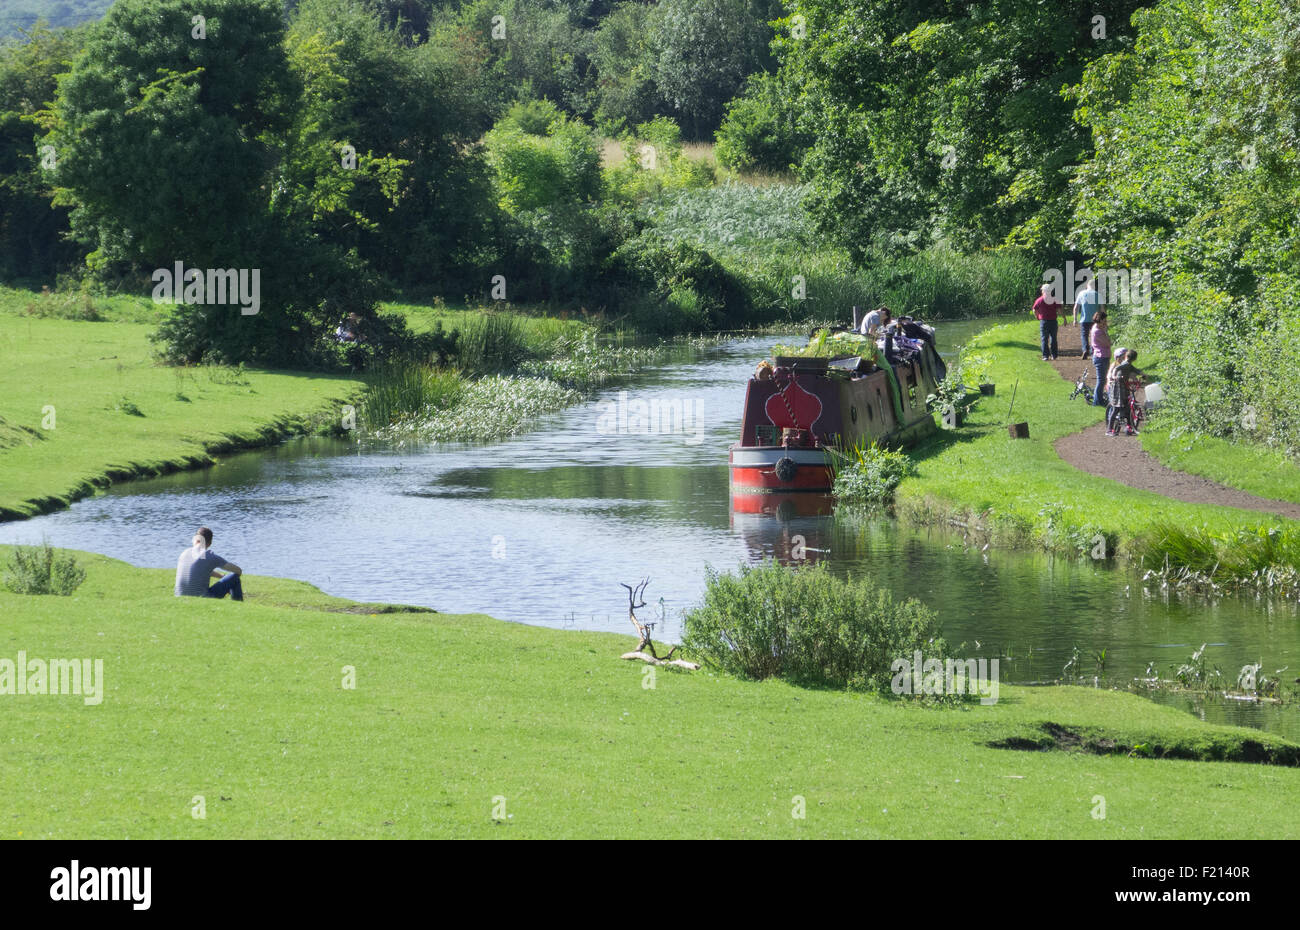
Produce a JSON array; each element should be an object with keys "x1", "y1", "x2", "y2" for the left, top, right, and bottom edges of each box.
[{"x1": 728, "y1": 445, "x2": 834, "y2": 495}]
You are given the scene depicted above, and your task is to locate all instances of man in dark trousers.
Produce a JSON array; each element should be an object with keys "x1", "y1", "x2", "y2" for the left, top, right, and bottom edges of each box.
[
  {"x1": 174, "y1": 527, "x2": 244, "y2": 600},
  {"x1": 1032, "y1": 283, "x2": 1061, "y2": 361}
]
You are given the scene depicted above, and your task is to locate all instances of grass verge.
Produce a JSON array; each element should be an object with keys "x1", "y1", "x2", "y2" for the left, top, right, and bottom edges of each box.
[
  {"x1": 3, "y1": 546, "x2": 1299, "y2": 838},
  {"x1": 0, "y1": 295, "x2": 363, "y2": 521},
  {"x1": 896, "y1": 321, "x2": 1299, "y2": 560}
]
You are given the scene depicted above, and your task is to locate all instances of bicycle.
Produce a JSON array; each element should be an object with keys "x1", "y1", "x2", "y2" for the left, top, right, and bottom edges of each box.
[
  {"x1": 1126, "y1": 379, "x2": 1146, "y2": 433},
  {"x1": 1068, "y1": 366, "x2": 1093, "y2": 403}
]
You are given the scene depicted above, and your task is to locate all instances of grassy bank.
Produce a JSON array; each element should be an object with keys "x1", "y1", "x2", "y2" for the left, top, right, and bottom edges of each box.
[
  {"x1": 896, "y1": 321, "x2": 1299, "y2": 559},
  {"x1": 3, "y1": 546, "x2": 1299, "y2": 838},
  {"x1": 0, "y1": 287, "x2": 363, "y2": 521}
]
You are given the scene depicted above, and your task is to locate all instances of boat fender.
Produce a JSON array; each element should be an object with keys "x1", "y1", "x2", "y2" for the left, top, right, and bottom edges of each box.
[{"x1": 774, "y1": 456, "x2": 798, "y2": 483}]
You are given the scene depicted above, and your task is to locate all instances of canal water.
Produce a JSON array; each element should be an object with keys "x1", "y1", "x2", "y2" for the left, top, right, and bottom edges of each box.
[{"x1": 3, "y1": 321, "x2": 1296, "y2": 738}]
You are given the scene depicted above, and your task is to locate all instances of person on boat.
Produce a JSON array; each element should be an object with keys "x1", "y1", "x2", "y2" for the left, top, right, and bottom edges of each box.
[
  {"x1": 1032, "y1": 283, "x2": 1060, "y2": 361},
  {"x1": 175, "y1": 527, "x2": 244, "y2": 601},
  {"x1": 1089, "y1": 310, "x2": 1111, "y2": 407},
  {"x1": 335, "y1": 312, "x2": 362, "y2": 343},
  {"x1": 1106, "y1": 348, "x2": 1144, "y2": 437},
  {"x1": 858, "y1": 306, "x2": 891, "y2": 338},
  {"x1": 1072, "y1": 277, "x2": 1099, "y2": 359}
]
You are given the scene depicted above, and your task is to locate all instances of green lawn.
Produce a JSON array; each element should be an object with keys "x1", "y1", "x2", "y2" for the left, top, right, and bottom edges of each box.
[
  {"x1": 897, "y1": 321, "x2": 1298, "y2": 557},
  {"x1": 2, "y1": 547, "x2": 1298, "y2": 839},
  {"x1": 0, "y1": 288, "x2": 364, "y2": 520},
  {"x1": 1138, "y1": 427, "x2": 1300, "y2": 505}
]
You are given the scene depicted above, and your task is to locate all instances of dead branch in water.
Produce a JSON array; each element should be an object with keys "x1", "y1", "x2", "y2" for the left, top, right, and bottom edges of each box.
[{"x1": 619, "y1": 578, "x2": 699, "y2": 670}]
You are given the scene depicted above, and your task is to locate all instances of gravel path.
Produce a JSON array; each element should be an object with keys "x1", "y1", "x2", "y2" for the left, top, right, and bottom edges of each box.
[{"x1": 1041, "y1": 319, "x2": 1300, "y2": 520}]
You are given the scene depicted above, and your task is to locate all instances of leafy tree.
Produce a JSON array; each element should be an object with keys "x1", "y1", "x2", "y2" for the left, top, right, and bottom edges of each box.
[
  {"x1": 50, "y1": 0, "x2": 296, "y2": 276},
  {"x1": 1071, "y1": 0, "x2": 1300, "y2": 452},
  {"x1": 653, "y1": 0, "x2": 776, "y2": 140},
  {"x1": 777, "y1": 0, "x2": 1149, "y2": 259},
  {"x1": 714, "y1": 70, "x2": 809, "y2": 175},
  {"x1": 590, "y1": 0, "x2": 663, "y2": 135},
  {"x1": 0, "y1": 23, "x2": 86, "y2": 283}
]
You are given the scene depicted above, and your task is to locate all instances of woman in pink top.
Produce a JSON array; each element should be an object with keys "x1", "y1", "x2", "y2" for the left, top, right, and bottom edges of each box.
[
  {"x1": 1089, "y1": 310, "x2": 1111, "y2": 407},
  {"x1": 1032, "y1": 283, "x2": 1060, "y2": 360}
]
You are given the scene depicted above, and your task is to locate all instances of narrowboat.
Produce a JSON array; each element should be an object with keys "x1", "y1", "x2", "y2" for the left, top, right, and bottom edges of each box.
[{"x1": 729, "y1": 325, "x2": 945, "y2": 504}]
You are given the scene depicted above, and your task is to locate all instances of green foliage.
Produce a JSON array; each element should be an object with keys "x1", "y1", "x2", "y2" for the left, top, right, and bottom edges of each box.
[
  {"x1": 1132, "y1": 522, "x2": 1300, "y2": 597},
  {"x1": 1071, "y1": 0, "x2": 1300, "y2": 456},
  {"x1": 486, "y1": 109, "x2": 602, "y2": 214},
  {"x1": 604, "y1": 116, "x2": 716, "y2": 204},
  {"x1": 832, "y1": 441, "x2": 916, "y2": 508},
  {"x1": 607, "y1": 233, "x2": 753, "y2": 333},
  {"x1": 0, "y1": 23, "x2": 86, "y2": 284},
  {"x1": 715, "y1": 71, "x2": 809, "y2": 175},
  {"x1": 644, "y1": 182, "x2": 1040, "y2": 322},
  {"x1": 653, "y1": 0, "x2": 777, "y2": 140},
  {"x1": 590, "y1": 0, "x2": 664, "y2": 135},
  {"x1": 681, "y1": 560, "x2": 946, "y2": 692},
  {"x1": 777, "y1": 0, "x2": 1149, "y2": 258},
  {"x1": 3, "y1": 540, "x2": 86, "y2": 595},
  {"x1": 360, "y1": 363, "x2": 464, "y2": 432},
  {"x1": 453, "y1": 313, "x2": 529, "y2": 373}
]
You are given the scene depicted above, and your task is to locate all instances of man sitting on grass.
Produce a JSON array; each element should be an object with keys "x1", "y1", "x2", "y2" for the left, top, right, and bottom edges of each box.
[{"x1": 174, "y1": 527, "x2": 243, "y2": 601}]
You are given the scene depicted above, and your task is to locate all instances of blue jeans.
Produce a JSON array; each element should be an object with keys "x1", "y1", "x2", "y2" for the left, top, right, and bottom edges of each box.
[
  {"x1": 207, "y1": 573, "x2": 243, "y2": 601},
  {"x1": 1039, "y1": 318, "x2": 1058, "y2": 358},
  {"x1": 1092, "y1": 355, "x2": 1109, "y2": 407},
  {"x1": 1081, "y1": 321, "x2": 1094, "y2": 357}
]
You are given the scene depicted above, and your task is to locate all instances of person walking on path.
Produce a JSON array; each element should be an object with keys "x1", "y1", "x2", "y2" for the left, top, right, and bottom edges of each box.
[
  {"x1": 1089, "y1": 310, "x2": 1111, "y2": 407},
  {"x1": 1072, "y1": 277, "x2": 1099, "y2": 359},
  {"x1": 175, "y1": 527, "x2": 244, "y2": 600},
  {"x1": 1032, "y1": 283, "x2": 1060, "y2": 360}
]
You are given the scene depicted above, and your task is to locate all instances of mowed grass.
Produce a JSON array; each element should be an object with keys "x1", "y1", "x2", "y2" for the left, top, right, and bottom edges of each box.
[
  {"x1": 2, "y1": 548, "x2": 1300, "y2": 839},
  {"x1": 1138, "y1": 427, "x2": 1300, "y2": 505},
  {"x1": 897, "y1": 321, "x2": 1299, "y2": 555},
  {"x1": 0, "y1": 288, "x2": 364, "y2": 519}
]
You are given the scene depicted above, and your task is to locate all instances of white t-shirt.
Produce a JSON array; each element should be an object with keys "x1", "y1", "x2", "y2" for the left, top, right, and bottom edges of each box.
[{"x1": 859, "y1": 310, "x2": 885, "y2": 335}]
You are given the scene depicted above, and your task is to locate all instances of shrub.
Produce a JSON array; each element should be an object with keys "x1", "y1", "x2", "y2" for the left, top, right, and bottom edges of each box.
[
  {"x1": 715, "y1": 72, "x2": 810, "y2": 176},
  {"x1": 832, "y1": 442, "x2": 916, "y2": 508},
  {"x1": 3, "y1": 542, "x2": 87, "y2": 596},
  {"x1": 607, "y1": 233, "x2": 751, "y2": 332},
  {"x1": 681, "y1": 561, "x2": 945, "y2": 691}
]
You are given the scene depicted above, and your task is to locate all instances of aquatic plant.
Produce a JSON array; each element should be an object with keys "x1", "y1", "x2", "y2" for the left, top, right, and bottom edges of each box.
[{"x1": 831, "y1": 440, "x2": 915, "y2": 509}]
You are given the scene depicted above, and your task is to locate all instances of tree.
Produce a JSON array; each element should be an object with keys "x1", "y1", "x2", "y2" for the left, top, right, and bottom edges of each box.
[
  {"x1": 777, "y1": 0, "x2": 1150, "y2": 259},
  {"x1": 1071, "y1": 0, "x2": 1300, "y2": 452},
  {"x1": 50, "y1": 0, "x2": 295, "y2": 276},
  {"x1": 653, "y1": 0, "x2": 775, "y2": 140},
  {"x1": 0, "y1": 23, "x2": 86, "y2": 283}
]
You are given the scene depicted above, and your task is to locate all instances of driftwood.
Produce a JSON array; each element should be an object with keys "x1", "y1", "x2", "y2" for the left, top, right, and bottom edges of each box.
[{"x1": 619, "y1": 579, "x2": 699, "y2": 670}]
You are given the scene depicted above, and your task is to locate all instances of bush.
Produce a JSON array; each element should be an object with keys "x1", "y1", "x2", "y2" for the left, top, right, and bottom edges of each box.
[
  {"x1": 3, "y1": 542, "x2": 87, "y2": 596},
  {"x1": 681, "y1": 561, "x2": 945, "y2": 691},
  {"x1": 832, "y1": 442, "x2": 916, "y2": 508},
  {"x1": 715, "y1": 72, "x2": 809, "y2": 176},
  {"x1": 607, "y1": 233, "x2": 752, "y2": 333}
]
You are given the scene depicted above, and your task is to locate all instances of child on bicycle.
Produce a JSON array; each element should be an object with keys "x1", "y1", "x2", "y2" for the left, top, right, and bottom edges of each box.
[{"x1": 1106, "y1": 348, "x2": 1144, "y2": 436}]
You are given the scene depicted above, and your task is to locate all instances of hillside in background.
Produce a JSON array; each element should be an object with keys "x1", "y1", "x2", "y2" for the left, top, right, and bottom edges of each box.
[{"x1": 1, "y1": 0, "x2": 112, "y2": 37}]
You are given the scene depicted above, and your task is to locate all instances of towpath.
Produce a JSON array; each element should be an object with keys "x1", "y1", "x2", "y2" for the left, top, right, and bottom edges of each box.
[{"x1": 1038, "y1": 320, "x2": 1300, "y2": 521}]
